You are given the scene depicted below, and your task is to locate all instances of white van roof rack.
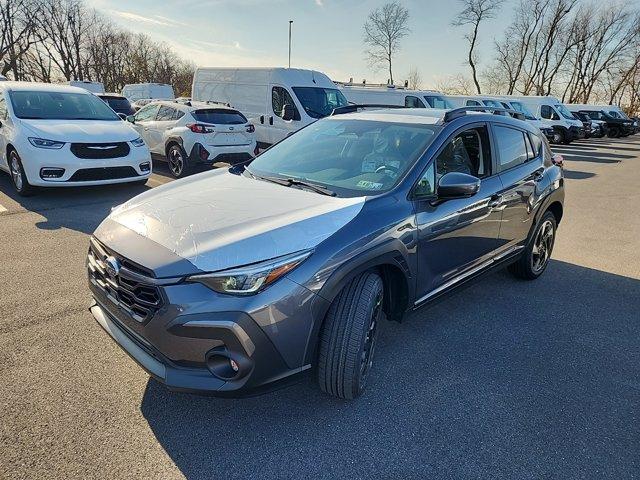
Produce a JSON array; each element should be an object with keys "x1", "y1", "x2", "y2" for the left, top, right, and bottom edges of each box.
[
  {"x1": 444, "y1": 106, "x2": 525, "y2": 122},
  {"x1": 331, "y1": 104, "x2": 408, "y2": 115}
]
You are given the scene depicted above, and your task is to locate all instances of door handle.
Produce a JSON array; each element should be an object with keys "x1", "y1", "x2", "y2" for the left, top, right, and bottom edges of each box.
[
  {"x1": 488, "y1": 194, "x2": 502, "y2": 208},
  {"x1": 269, "y1": 116, "x2": 274, "y2": 126},
  {"x1": 260, "y1": 115, "x2": 264, "y2": 124}
]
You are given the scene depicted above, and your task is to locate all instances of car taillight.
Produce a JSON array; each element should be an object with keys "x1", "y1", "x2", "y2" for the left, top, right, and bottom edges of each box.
[
  {"x1": 246, "y1": 124, "x2": 255, "y2": 133},
  {"x1": 187, "y1": 124, "x2": 214, "y2": 133}
]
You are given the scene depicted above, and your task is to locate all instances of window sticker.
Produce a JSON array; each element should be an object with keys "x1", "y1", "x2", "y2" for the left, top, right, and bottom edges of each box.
[{"x1": 356, "y1": 180, "x2": 384, "y2": 190}]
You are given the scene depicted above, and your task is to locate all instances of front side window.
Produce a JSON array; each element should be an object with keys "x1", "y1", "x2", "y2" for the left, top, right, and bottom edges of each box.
[
  {"x1": 540, "y1": 105, "x2": 559, "y2": 120},
  {"x1": 9, "y1": 91, "x2": 119, "y2": 120},
  {"x1": 135, "y1": 104, "x2": 160, "y2": 122},
  {"x1": 435, "y1": 126, "x2": 492, "y2": 179},
  {"x1": 291, "y1": 87, "x2": 348, "y2": 118},
  {"x1": 156, "y1": 105, "x2": 176, "y2": 121},
  {"x1": 466, "y1": 100, "x2": 481, "y2": 106},
  {"x1": 424, "y1": 95, "x2": 453, "y2": 109},
  {"x1": 272, "y1": 86, "x2": 300, "y2": 120},
  {"x1": 494, "y1": 125, "x2": 528, "y2": 171},
  {"x1": 482, "y1": 100, "x2": 503, "y2": 108},
  {"x1": 405, "y1": 96, "x2": 425, "y2": 108},
  {"x1": 415, "y1": 162, "x2": 435, "y2": 197},
  {"x1": 246, "y1": 118, "x2": 440, "y2": 197},
  {"x1": 509, "y1": 101, "x2": 537, "y2": 120}
]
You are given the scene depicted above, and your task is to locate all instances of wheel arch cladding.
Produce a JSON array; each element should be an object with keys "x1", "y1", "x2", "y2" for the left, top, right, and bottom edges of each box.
[
  {"x1": 165, "y1": 138, "x2": 183, "y2": 156},
  {"x1": 547, "y1": 201, "x2": 563, "y2": 225}
]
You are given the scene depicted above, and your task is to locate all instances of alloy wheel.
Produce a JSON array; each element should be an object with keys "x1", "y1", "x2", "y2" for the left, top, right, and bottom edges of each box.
[
  {"x1": 10, "y1": 153, "x2": 23, "y2": 191},
  {"x1": 168, "y1": 147, "x2": 184, "y2": 177},
  {"x1": 359, "y1": 290, "x2": 383, "y2": 390},
  {"x1": 532, "y1": 220, "x2": 554, "y2": 273}
]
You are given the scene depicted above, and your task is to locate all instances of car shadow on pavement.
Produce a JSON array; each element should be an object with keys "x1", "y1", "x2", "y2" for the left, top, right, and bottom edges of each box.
[
  {"x1": 140, "y1": 260, "x2": 640, "y2": 480},
  {"x1": 562, "y1": 169, "x2": 596, "y2": 180},
  {"x1": 552, "y1": 147, "x2": 631, "y2": 164},
  {"x1": 0, "y1": 173, "x2": 151, "y2": 234}
]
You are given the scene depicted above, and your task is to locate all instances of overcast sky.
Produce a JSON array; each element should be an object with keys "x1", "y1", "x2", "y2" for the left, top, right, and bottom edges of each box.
[{"x1": 85, "y1": 0, "x2": 516, "y2": 88}]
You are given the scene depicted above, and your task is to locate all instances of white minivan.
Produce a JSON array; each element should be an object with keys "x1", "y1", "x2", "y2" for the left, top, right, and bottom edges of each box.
[
  {"x1": 67, "y1": 80, "x2": 105, "y2": 94},
  {"x1": 122, "y1": 83, "x2": 175, "y2": 102},
  {"x1": 0, "y1": 82, "x2": 151, "y2": 195},
  {"x1": 339, "y1": 84, "x2": 454, "y2": 110},
  {"x1": 511, "y1": 96, "x2": 584, "y2": 144},
  {"x1": 191, "y1": 67, "x2": 349, "y2": 147}
]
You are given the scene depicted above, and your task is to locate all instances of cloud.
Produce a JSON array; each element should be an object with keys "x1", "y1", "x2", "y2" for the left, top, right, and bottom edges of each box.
[
  {"x1": 109, "y1": 10, "x2": 185, "y2": 27},
  {"x1": 315, "y1": 0, "x2": 324, "y2": 5}
]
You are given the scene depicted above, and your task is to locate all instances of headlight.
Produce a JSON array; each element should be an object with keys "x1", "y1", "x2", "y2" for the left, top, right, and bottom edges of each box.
[
  {"x1": 131, "y1": 137, "x2": 146, "y2": 147},
  {"x1": 28, "y1": 138, "x2": 65, "y2": 149},
  {"x1": 187, "y1": 250, "x2": 312, "y2": 296}
]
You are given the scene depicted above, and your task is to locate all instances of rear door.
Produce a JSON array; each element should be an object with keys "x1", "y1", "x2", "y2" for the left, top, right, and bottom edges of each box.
[
  {"x1": 493, "y1": 124, "x2": 546, "y2": 254},
  {"x1": 152, "y1": 105, "x2": 177, "y2": 154}
]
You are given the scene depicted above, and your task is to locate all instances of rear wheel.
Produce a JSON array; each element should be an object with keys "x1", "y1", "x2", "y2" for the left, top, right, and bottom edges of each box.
[
  {"x1": 8, "y1": 150, "x2": 36, "y2": 196},
  {"x1": 317, "y1": 272, "x2": 384, "y2": 399},
  {"x1": 508, "y1": 211, "x2": 557, "y2": 280},
  {"x1": 609, "y1": 127, "x2": 620, "y2": 138},
  {"x1": 166, "y1": 144, "x2": 190, "y2": 178}
]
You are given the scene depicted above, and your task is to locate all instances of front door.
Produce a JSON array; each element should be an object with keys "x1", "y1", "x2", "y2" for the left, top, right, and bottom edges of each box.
[
  {"x1": 132, "y1": 104, "x2": 160, "y2": 152},
  {"x1": 269, "y1": 85, "x2": 301, "y2": 145},
  {"x1": 414, "y1": 124, "x2": 505, "y2": 301}
]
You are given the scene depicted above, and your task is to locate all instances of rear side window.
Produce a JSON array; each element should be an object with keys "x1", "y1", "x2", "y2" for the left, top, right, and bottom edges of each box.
[
  {"x1": 192, "y1": 109, "x2": 247, "y2": 124},
  {"x1": 529, "y1": 132, "x2": 543, "y2": 157},
  {"x1": 494, "y1": 125, "x2": 528, "y2": 171},
  {"x1": 405, "y1": 96, "x2": 425, "y2": 108},
  {"x1": 156, "y1": 105, "x2": 176, "y2": 121}
]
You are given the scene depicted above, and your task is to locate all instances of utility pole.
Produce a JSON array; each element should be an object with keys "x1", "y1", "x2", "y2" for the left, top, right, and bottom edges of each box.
[{"x1": 288, "y1": 20, "x2": 293, "y2": 68}]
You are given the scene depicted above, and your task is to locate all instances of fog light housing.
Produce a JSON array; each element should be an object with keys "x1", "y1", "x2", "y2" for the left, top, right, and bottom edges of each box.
[
  {"x1": 205, "y1": 348, "x2": 252, "y2": 380},
  {"x1": 139, "y1": 161, "x2": 151, "y2": 173},
  {"x1": 40, "y1": 167, "x2": 65, "y2": 179},
  {"x1": 199, "y1": 145, "x2": 210, "y2": 161}
]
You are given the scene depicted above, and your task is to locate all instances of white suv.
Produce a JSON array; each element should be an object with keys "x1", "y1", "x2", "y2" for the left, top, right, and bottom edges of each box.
[
  {"x1": 127, "y1": 101, "x2": 257, "y2": 178},
  {"x1": 0, "y1": 82, "x2": 151, "y2": 196}
]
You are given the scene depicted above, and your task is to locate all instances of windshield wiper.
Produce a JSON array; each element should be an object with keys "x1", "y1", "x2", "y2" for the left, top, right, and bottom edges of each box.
[
  {"x1": 304, "y1": 107, "x2": 328, "y2": 118},
  {"x1": 247, "y1": 170, "x2": 336, "y2": 196}
]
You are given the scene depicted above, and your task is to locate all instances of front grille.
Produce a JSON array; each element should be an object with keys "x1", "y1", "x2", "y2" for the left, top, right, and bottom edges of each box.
[
  {"x1": 87, "y1": 238, "x2": 163, "y2": 323},
  {"x1": 69, "y1": 166, "x2": 139, "y2": 182},
  {"x1": 212, "y1": 152, "x2": 253, "y2": 164},
  {"x1": 71, "y1": 142, "x2": 130, "y2": 159}
]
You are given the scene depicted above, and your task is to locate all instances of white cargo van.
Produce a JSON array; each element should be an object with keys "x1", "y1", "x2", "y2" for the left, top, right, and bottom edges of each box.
[
  {"x1": 67, "y1": 80, "x2": 104, "y2": 94},
  {"x1": 487, "y1": 96, "x2": 555, "y2": 141},
  {"x1": 445, "y1": 95, "x2": 506, "y2": 109},
  {"x1": 191, "y1": 67, "x2": 349, "y2": 147},
  {"x1": 511, "y1": 96, "x2": 584, "y2": 144},
  {"x1": 122, "y1": 83, "x2": 175, "y2": 102},
  {"x1": 339, "y1": 83, "x2": 453, "y2": 110}
]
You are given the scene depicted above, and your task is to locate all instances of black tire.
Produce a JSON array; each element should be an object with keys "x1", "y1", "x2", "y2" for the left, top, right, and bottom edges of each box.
[
  {"x1": 8, "y1": 149, "x2": 36, "y2": 196},
  {"x1": 608, "y1": 127, "x2": 620, "y2": 138},
  {"x1": 508, "y1": 211, "x2": 557, "y2": 280},
  {"x1": 317, "y1": 272, "x2": 384, "y2": 399},
  {"x1": 552, "y1": 129, "x2": 565, "y2": 145},
  {"x1": 166, "y1": 143, "x2": 190, "y2": 178}
]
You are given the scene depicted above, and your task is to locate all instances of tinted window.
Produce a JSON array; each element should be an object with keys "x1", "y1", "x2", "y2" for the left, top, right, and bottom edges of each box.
[
  {"x1": 192, "y1": 109, "x2": 247, "y2": 124},
  {"x1": 292, "y1": 87, "x2": 348, "y2": 118},
  {"x1": 175, "y1": 110, "x2": 185, "y2": 120},
  {"x1": 466, "y1": 100, "x2": 481, "y2": 106},
  {"x1": 405, "y1": 96, "x2": 425, "y2": 108},
  {"x1": 529, "y1": 132, "x2": 543, "y2": 157},
  {"x1": 415, "y1": 162, "x2": 435, "y2": 197},
  {"x1": 135, "y1": 104, "x2": 159, "y2": 122},
  {"x1": 540, "y1": 105, "x2": 558, "y2": 120},
  {"x1": 9, "y1": 91, "x2": 119, "y2": 120},
  {"x1": 100, "y1": 96, "x2": 133, "y2": 115},
  {"x1": 435, "y1": 126, "x2": 492, "y2": 178},
  {"x1": 494, "y1": 125, "x2": 528, "y2": 171},
  {"x1": 156, "y1": 105, "x2": 176, "y2": 121},
  {"x1": 272, "y1": 87, "x2": 300, "y2": 120},
  {"x1": 247, "y1": 118, "x2": 440, "y2": 197}
]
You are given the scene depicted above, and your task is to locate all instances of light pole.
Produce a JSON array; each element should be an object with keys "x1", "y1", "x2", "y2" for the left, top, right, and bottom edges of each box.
[{"x1": 288, "y1": 20, "x2": 293, "y2": 68}]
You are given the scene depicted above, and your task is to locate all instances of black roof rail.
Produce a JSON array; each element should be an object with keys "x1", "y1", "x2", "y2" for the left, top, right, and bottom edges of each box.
[
  {"x1": 331, "y1": 104, "x2": 407, "y2": 116},
  {"x1": 443, "y1": 106, "x2": 526, "y2": 122}
]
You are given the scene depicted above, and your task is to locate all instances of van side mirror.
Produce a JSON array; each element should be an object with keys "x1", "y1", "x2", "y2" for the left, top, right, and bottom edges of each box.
[
  {"x1": 281, "y1": 104, "x2": 295, "y2": 121},
  {"x1": 437, "y1": 172, "x2": 481, "y2": 200},
  {"x1": 126, "y1": 115, "x2": 135, "y2": 124}
]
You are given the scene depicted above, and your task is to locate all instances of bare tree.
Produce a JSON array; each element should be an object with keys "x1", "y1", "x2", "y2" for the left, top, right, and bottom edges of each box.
[
  {"x1": 407, "y1": 66, "x2": 422, "y2": 89},
  {"x1": 363, "y1": 1, "x2": 410, "y2": 85},
  {"x1": 0, "y1": 0, "x2": 35, "y2": 77},
  {"x1": 453, "y1": 0, "x2": 504, "y2": 94},
  {"x1": 434, "y1": 73, "x2": 475, "y2": 95}
]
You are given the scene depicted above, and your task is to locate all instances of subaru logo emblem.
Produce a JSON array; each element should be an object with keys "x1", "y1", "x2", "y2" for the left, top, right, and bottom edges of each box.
[{"x1": 105, "y1": 256, "x2": 120, "y2": 278}]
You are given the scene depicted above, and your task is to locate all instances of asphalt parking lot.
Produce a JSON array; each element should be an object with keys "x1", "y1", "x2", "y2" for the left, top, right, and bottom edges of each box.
[{"x1": 0, "y1": 138, "x2": 639, "y2": 480}]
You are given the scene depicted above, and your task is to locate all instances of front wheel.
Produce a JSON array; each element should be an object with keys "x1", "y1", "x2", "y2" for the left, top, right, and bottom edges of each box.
[
  {"x1": 8, "y1": 150, "x2": 36, "y2": 196},
  {"x1": 552, "y1": 129, "x2": 565, "y2": 145},
  {"x1": 508, "y1": 211, "x2": 557, "y2": 280},
  {"x1": 317, "y1": 272, "x2": 384, "y2": 399}
]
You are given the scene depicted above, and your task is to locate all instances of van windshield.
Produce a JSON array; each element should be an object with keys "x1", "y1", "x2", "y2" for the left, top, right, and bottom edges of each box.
[
  {"x1": 291, "y1": 87, "x2": 348, "y2": 118},
  {"x1": 508, "y1": 101, "x2": 537, "y2": 120},
  {"x1": 246, "y1": 118, "x2": 440, "y2": 197},
  {"x1": 10, "y1": 91, "x2": 120, "y2": 120},
  {"x1": 423, "y1": 95, "x2": 453, "y2": 109},
  {"x1": 482, "y1": 99, "x2": 503, "y2": 108},
  {"x1": 555, "y1": 104, "x2": 575, "y2": 120}
]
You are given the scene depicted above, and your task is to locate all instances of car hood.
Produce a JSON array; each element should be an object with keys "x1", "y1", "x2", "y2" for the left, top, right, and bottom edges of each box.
[
  {"x1": 95, "y1": 170, "x2": 366, "y2": 273},
  {"x1": 20, "y1": 119, "x2": 138, "y2": 143}
]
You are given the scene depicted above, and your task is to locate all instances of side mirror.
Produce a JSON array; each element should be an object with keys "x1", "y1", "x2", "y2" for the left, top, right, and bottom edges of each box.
[
  {"x1": 126, "y1": 115, "x2": 135, "y2": 124},
  {"x1": 437, "y1": 172, "x2": 481, "y2": 200},
  {"x1": 551, "y1": 153, "x2": 564, "y2": 167},
  {"x1": 281, "y1": 104, "x2": 295, "y2": 121},
  {"x1": 117, "y1": 113, "x2": 127, "y2": 121}
]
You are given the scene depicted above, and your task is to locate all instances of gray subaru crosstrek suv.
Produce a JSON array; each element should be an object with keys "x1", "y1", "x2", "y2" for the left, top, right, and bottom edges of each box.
[{"x1": 88, "y1": 106, "x2": 564, "y2": 399}]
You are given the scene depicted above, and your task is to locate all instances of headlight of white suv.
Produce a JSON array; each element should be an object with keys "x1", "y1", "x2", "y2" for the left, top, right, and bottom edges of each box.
[
  {"x1": 187, "y1": 250, "x2": 312, "y2": 296},
  {"x1": 130, "y1": 137, "x2": 146, "y2": 147},
  {"x1": 28, "y1": 138, "x2": 65, "y2": 149}
]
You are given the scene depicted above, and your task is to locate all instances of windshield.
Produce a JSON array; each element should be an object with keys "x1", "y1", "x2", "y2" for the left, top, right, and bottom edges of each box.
[
  {"x1": 482, "y1": 99, "x2": 503, "y2": 108},
  {"x1": 246, "y1": 118, "x2": 440, "y2": 197},
  {"x1": 192, "y1": 109, "x2": 247, "y2": 124},
  {"x1": 291, "y1": 87, "x2": 348, "y2": 118},
  {"x1": 508, "y1": 101, "x2": 537, "y2": 120},
  {"x1": 423, "y1": 95, "x2": 453, "y2": 109},
  {"x1": 607, "y1": 110, "x2": 627, "y2": 119},
  {"x1": 10, "y1": 91, "x2": 119, "y2": 120},
  {"x1": 555, "y1": 104, "x2": 575, "y2": 120}
]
